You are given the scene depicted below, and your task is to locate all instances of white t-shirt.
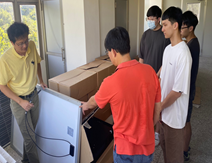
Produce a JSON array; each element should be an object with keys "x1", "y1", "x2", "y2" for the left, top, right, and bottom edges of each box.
[{"x1": 160, "y1": 41, "x2": 192, "y2": 129}]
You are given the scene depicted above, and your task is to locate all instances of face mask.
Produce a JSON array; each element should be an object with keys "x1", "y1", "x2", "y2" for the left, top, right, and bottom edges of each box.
[{"x1": 147, "y1": 20, "x2": 156, "y2": 30}]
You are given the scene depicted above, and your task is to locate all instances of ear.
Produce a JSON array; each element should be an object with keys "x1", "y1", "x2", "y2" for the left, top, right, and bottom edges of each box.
[
  {"x1": 11, "y1": 41, "x2": 15, "y2": 46},
  {"x1": 111, "y1": 49, "x2": 117, "y2": 57},
  {"x1": 189, "y1": 26, "x2": 194, "y2": 32},
  {"x1": 158, "y1": 17, "x2": 161, "y2": 23},
  {"x1": 173, "y1": 22, "x2": 179, "y2": 30}
]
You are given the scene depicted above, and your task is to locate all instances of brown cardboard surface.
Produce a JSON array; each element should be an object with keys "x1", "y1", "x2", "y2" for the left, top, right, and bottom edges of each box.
[
  {"x1": 80, "y1": 126, "x2": 93, "y2": 163},
  {"x1": 87, "y1": 88, "x2": 98, "y2": 100},
  {"x1": 94, "y1": 103, "x2": 112, "y2": 121},
  {"x1": 193, "y1": 86, "x2": 201, "y2": 105},
  {"x1": 78, "y1": 60, "x2": 115, "y2": 88},
  {"x1": 49, "y1": 69, "x2": 85, "y2": 92},
  {"x1": 79, "y1": 95, "x2": 88, "y2": 102},
  {"x1": 59, "y1": 69, "x2": 97, "y2": 99},
  {"x1": 95, "y1": 54, "x2": 110, "y2": 61}
]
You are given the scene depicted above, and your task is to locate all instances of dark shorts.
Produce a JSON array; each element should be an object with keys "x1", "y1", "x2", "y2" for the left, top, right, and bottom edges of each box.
[
  {"x1": 113, "y1": 146, "x2": 153, "y2": 163},
  {"x1": 186, "y1": 89, "x2": 196, "y2": 122}
]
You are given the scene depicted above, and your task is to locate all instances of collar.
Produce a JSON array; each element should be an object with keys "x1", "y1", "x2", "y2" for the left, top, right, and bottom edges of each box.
[
  {"x1": 13, "y1": 46, "x2": 31, "y2": 59},
  {"x1": 116, "y1": 59, "x2": 139, "y2": 70}
]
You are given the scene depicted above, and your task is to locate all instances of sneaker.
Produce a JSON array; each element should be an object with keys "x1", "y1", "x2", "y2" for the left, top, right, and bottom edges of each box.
[
  {"x1": 155, "y1": 132, "x2": 160, "y2": 146},
  {"x1": 188, "y1": 146, "x2": 191, "y2": 154},
  {"x1": 184, "y1": 150, "x2": 190, "y2": 162}
]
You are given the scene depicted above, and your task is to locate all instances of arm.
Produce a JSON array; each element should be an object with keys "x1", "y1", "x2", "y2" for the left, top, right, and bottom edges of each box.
[
  {"x1": 0, "y1": 85, "x2": 34, "y2": 111},
  {"x1": 139, "y1": 58, "x2": 144, "y2": 64},
  {"x1": 154, "y1": 102, "x2": 162, "y2": 125},
  {"x1": 157, "y1": 66, "x2": 162, "y2": 77},
  {"x1": 161, "y1": 90, "x2": 182, "y2": 110},
  {"x1": 80, "y1": 96, "x2": 98, "y2": 115},
  {"x1": 37, "y1": 63, "x2": 47, "y2": 89}
]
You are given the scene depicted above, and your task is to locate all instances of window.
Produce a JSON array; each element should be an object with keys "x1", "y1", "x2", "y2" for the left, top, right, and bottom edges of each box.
[
  {"x1": 0, "y1": 2, "x2": 14, "y2": 57},
  {"x1": 187, "y1": 3, "x2": 201, "y2": 20},
  {"x1": 20, "y1": 5, "x2": 40, "y2": 52}
]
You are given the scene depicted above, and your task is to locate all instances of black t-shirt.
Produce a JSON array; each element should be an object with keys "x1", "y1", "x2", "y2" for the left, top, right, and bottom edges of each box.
[
  {"x1": 187, "y1": 37, "x2": 200, "y2": 92},
  {"x1": 139, "y1": 27, "x2": 170, "y2": 72}
]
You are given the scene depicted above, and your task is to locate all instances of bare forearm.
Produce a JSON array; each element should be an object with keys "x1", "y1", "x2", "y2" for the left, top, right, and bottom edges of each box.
[
  {"x1": 0, "y1": 85, "x2": 22, "y2": 104},
  {"x1": 87, "y1": 96, "x2": 98, "y2": 109},
  {"x1": 139, "y1": 58, "x2": 144, "y2": 64},
  {"x1": 157, "y1": 66, "x2": 162, "y2": 77},
  {"x1": 37, "y1": 63, "x2": 43, "y2": 83},
  {"x1": 154, "y1": 102, "x2": 162, "y2": 125},
  {"x1": 161, "y1": 90, "x2": 181, "y2": 110}
]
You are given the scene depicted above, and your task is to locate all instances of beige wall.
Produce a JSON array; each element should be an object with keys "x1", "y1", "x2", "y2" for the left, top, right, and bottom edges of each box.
[
  {"x1": 162, "y1": 0, "x2": 181, "y2": 11},
  {"x1": 99, "y1": 0, "x2": 115, "y2": 56},
  {"x1": 84, "y1": 0, "x2": 100, "y2": 62},
  {"x1": 129, "y1": 0, "x2": 144, "y2": 58},
  {"x1": 62, "y1": 0, "x2": 87, "y2": 71},
  {"x1": 202, "y1": 0, "x2": 212, "y2": 57}
]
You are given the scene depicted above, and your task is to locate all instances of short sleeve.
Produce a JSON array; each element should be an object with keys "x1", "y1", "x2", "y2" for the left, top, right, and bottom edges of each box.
[
  {"x1": 172, "y1": 52, "x2": 192, "y2": 95},
  {"x1": 0, "y1": 58, "x2": 13, "y2": 85},
  {"x1": 139, "y1": 32, "x2": 146, "y2": 59},
  {"x1": 95, "y1": 78, "x2": 113, "y2": 109}
]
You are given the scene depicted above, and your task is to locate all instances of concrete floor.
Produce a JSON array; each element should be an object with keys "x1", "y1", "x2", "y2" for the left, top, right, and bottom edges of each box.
[{"x1": 3, "y1": 56, "x2": 212, "y2": 163}]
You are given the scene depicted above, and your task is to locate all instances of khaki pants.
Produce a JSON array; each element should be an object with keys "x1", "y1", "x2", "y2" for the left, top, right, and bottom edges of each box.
[
  {"x1": 159, "y1": 122, "x2": 184, "y2": 163},
  {"x1": 10, "y1": 91, "x2": 40, "y2": 163}
]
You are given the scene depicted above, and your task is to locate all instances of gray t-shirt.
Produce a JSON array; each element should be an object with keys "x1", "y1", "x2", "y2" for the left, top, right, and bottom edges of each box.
[{"x1": 139, "y1": 27, "x2": 170, "y2": 72}]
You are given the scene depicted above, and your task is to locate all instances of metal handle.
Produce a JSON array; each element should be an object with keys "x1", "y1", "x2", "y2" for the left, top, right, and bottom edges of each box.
[{"x1": 61, "y1": 48, "x2": 65, "y2": 61}]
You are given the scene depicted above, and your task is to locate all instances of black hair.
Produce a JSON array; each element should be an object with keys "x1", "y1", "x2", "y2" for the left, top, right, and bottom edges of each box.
[
  {"x1": 162, "y1": 6, "x2": 182, "y2": 30},
  {"x1": 7, "y1": 22, "x2": 29, "y2": 43},
  {"x1": 104, "y1": 27, "x2": 130, "y2": 55},
  {"x1": 147, "y1": 5, "x2": 162, "y2": 18},
  {"x1": 182, "y1": 11, "x2": 198, "y2": 31}
]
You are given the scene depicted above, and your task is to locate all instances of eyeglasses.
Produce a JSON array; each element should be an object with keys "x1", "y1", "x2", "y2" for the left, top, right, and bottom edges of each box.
[
  {"x1": 181, "y1": 26, "x2": 189, "y2": 30},
  {"x1": 16, "y1": 39, "x2": 30, "y2": 47}
]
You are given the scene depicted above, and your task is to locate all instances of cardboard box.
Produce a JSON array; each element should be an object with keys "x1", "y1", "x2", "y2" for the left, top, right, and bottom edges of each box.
[
  {"x1": 94, "y1": 103, "x2": 112, "y2": 121},
  {"x1": 59, "y1": 69, "x2": 97, "y2": 99},
  {"x1": 95, "y1": 54, "x2": 110, "y2": 61},
  {"x1": 78, "y1": 60, "x2": 116, "y2": 88},
  {"x1": 81, "y1": 117, "x2": 114, "y2": 163},
  {"x1": 49, "y1": 69, "x2": 86, "y2": 92}
]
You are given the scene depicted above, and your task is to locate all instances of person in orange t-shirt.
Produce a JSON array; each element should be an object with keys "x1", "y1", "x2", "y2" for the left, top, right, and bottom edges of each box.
[{"x1": 81, "y1": 27, "x2": 162, "y2": 163}]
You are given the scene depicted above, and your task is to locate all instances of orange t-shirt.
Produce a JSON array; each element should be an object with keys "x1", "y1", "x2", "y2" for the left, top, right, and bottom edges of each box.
[{"x1": 95, "y1": 60, "x2": 161, "y2": 156}]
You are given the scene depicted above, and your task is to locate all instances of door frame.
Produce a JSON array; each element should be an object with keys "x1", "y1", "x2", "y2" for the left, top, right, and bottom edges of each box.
[{"x1": 39, "y1": 0, "x2": 67, "y2": 81}]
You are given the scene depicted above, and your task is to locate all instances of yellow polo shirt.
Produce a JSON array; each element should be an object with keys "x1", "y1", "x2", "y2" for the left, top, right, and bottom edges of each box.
[{"x1": 0, "y1": 41, "x2": 41, "y2": 96}]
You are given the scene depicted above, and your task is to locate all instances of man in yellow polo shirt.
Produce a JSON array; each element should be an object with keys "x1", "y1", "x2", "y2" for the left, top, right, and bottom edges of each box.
[{"x1": 0, "y1": 22, "x2": 46, "y2": 163}]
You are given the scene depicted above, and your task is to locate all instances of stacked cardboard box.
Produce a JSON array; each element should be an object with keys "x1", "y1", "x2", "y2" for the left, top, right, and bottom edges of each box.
[
  {"x1": 49, "y1": 59, "x2": 116, "y2": 121},
  {"x1": 95, "y1": 54, "x2": 111, "y2": 62}
]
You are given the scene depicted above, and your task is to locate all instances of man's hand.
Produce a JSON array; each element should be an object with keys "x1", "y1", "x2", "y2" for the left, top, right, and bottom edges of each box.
[
  {"x1": 19, "y1": 99, "x2": 34, "y2": 112},
  {"x1": 40, "y1": 82, "x2": 47, "y2": 89},
  {"x1": 80, "y1": 96, "x2": 98, "y2": 115},
  {"x1": 80, "y1": 102, "x2": 89, "y2": 115}
]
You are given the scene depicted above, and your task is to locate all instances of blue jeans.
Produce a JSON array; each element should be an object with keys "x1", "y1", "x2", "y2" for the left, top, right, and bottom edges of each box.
[{"x1": 113, "y1": 146, "x2": 153, "y2": 163}]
